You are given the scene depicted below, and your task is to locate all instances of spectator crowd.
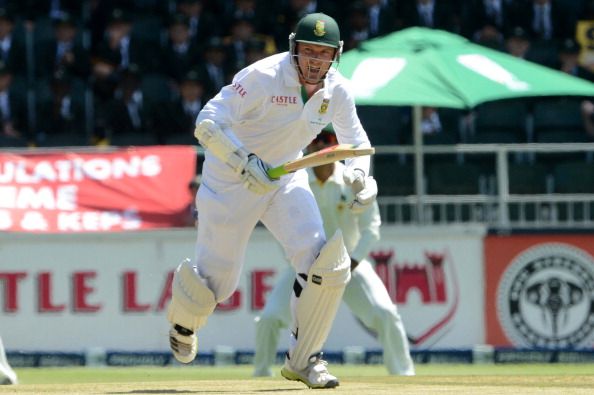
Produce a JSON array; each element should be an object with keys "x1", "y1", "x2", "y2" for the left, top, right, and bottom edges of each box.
[{"x1": 0, "y1": 0, "x2": 593, "y2": 148}]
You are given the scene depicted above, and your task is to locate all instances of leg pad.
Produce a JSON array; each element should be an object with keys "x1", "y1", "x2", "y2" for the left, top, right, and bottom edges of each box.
[
  {"x1": 289, "y1": 230, "x2": 350, "y2": 370},
  {"x1": 167, "y1": 259, "x2": 217, "y2": 331}
]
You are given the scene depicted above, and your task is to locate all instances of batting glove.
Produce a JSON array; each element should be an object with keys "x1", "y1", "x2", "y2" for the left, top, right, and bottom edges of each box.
[
  {"x1": 240, "y1": 154, "x2": 279, "y2": 195},
  {"x1": 343, "y1": 167, "x2": 378, "y2": 214}
]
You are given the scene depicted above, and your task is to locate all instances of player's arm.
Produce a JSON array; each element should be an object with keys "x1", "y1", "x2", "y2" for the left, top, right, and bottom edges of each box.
[
  {"x1": 195, "y1": 70, "x2": 278, "y2": 194},
  {"x1": 331, "y1": 80, "x2": 371, "y2": 176},
  {"x1": 194, "y1": 120, "x2": 278, "y2": 194},
  {"x1": 349, "y1": 200, "x2": 381, "y2": 271},
  {"x1": 197, "y1": 66, "x2": 266, "y2": 130},
  {"x1": 331, "y1": 82, "x2": 378, "y2": 212}
]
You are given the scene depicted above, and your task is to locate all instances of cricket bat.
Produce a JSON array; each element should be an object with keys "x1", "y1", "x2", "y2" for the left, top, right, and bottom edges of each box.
[{"x1": 267, "y1": 144, "x2": 375, "y2": 179}]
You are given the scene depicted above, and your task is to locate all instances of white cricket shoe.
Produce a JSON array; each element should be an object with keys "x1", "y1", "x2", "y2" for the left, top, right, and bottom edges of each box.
[
  {"x1": 169, "y1": 324, "x2": 197, "y2": 364},
  {"x1": 281, "y1": 353, "x2": 339, "y2": 389}
]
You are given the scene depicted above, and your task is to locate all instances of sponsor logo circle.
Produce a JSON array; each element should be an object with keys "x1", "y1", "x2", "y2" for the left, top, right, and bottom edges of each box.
[{"x1": 497, "y1": 243, "x2": 594, "y2": 348}]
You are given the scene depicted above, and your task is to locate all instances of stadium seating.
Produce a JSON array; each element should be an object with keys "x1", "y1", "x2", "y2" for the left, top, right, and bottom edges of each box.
[
  {"x1": 372, "y1": 154, "x2": 415, "y2": 196},
  {"x1": 427, "y1": 160, "x2": 483, "y2": 195},
  {"x1": 141, "y1": 73, "x2": 173, "y2": 107},
  {"x1": 553, "y1": 161, "x2": 594, "y2": 193},
  {"x1": 108, "y1": 132, "x2": 159, "y2": 146},
  {"x1": 533, "y1": 98, "x2": 585, "y2": 142},
  {"x1": 508, "y1": 163, "x2": 549, "y2": 194},
  {"x1": 473, "y1": 99, "x2": 529, "y2": 142},
  {"x1": 549, "y1": 160, "x2": 594, "y2": 222},
  {"x1": 358, "y1": 106, "x2": 403, "y2": 145},
  {"x1": 163, "y1": 132, "x2": 196, "y2": 145},
  {"x1": 0, "y1": 1, "x2": 590, "y2": 224},
  {"x1": 468, "y1": 130, "x2": 522, "y2": 144}
]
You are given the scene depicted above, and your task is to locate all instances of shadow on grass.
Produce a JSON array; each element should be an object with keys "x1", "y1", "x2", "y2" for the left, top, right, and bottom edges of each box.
[{"x1": 106, "y1": 388, "x2": 304, "y2": 394}]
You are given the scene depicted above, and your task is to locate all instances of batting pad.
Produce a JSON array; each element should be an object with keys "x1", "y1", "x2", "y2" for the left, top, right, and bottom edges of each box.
[
  {"x1": 194, "y1": 119, "x2": 248, "y2": 173},
  {"x1": 167, "y1": 259, "x2": 217, "y2": 331},
  {"x1": 289, "y1": 230, "x2": 351, "y2": 370}
]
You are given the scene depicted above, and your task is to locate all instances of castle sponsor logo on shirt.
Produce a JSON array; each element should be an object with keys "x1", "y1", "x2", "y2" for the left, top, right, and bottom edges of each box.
[
  {"x1": 232, "y1": 82, "x2": 247, "y2": 98},
  {"x1": 497, "y1": 243, "x2": 594, "y2": 348},
  {"x1": 271, "y1": 95, "x2": 297, "y2": 105}
]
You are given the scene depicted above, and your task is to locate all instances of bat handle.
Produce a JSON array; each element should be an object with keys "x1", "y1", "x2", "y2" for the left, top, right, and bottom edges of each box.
[{"x1": 267, "y1": 166, "x2": 286, "y2": 179}]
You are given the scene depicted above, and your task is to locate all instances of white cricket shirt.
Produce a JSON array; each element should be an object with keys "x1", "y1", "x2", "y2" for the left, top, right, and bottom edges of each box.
[{"x1": 197, "y1": 52, "x2": 371, "y2": 183}]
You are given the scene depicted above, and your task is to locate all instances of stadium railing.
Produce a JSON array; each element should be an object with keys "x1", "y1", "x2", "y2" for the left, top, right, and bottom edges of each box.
[{"x1": 374, "y1": 142, "x2": 594, "y2": 231}]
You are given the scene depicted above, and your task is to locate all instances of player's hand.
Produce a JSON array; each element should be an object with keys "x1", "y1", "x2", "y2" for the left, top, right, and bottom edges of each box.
[
  {"x1": 240, "y1": 154, "x2": 279, "y2": 195},
  {"x1": 343, "y1": 167, "x2": 378, "y2": 214}
]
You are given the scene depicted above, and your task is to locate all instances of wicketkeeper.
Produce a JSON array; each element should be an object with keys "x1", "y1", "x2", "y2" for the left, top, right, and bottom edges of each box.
[
  {"x1": 166, "y1": 13, "x2": 377, "y2": 389},
  {"x1": 253, "y1": 130, "x2": 415, "y2": 377}
]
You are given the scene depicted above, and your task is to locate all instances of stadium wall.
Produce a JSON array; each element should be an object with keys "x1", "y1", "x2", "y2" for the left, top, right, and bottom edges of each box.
[
  {"x1": 1, "y1": 226, "x2": 485, "y2": 353},
  {"x1": 2, "y1": 226, "x2": 593, "y2": 365}
]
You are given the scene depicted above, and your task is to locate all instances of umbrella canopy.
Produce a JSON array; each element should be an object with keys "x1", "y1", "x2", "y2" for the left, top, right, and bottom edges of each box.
[{"x1": 339, "y1": 27, "x2": 594, "y2": 109}]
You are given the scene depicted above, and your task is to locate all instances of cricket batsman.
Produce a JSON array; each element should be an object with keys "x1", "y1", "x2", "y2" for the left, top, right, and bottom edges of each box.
[{"x1": 165, "y1": 12, "x2": 378, "y2": 389}]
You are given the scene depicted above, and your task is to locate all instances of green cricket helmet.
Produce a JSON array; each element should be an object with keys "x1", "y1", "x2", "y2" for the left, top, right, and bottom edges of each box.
[
  {"x1": 293, "y1": 13, "x2": 341, "y2": 49},
  {"x1": 289, "y1": 13, "x2": 343, "y2": 83}
]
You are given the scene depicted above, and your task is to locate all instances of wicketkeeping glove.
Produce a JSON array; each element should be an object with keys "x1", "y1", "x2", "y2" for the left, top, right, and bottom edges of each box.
[
  {"x1": 239, "y1": 154, "x2": 279, "y2": 195},
  {"x1": 343, "y1": 167, "x2": 378, "y2": 214}
]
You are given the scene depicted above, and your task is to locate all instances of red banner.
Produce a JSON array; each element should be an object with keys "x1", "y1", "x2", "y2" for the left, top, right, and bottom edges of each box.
[{"x1": 0, "y1": 146, "x2": 197, "y2": 232}]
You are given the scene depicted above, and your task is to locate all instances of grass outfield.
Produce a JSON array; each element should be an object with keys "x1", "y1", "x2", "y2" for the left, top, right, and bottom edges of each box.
[{"x1": 2, "y1": 364, "x2": 594, "y2": 394}]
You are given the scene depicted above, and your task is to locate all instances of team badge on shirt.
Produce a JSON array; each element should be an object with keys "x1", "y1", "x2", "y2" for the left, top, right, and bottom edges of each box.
[
  {"x1": 314, "y1": 20, "x2": 326, "y2": 37},
  {"x1": 318, "y1": 98, "x2": 329, "y2": 114}
]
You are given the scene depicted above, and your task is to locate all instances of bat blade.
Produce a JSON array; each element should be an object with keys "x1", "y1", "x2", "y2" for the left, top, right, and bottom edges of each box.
[{"x1": 267, "y1": 144, "x2": 375, "y2": 179}]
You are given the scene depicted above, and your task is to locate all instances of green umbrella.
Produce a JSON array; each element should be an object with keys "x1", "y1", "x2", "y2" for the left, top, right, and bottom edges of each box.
[
  {"x1": 339, "y1": 27, "x2": 594, "y2": 108},
  {"x1": 338, "y1": 27, "x2": 594, "y2": 220}
]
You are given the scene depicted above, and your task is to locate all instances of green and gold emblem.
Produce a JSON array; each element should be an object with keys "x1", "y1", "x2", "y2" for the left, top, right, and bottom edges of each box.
[
  {"x1": 319, "y1": 98, "x2": 329, "y2": 114},
  {"x1": 313, "y1": 20, "x2": 326, "y2": 37}
]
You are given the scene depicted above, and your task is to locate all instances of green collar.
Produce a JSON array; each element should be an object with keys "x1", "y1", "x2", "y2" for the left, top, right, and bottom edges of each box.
[{"x1": 300, "y1": 85, "x2": 309, "y2": 104}]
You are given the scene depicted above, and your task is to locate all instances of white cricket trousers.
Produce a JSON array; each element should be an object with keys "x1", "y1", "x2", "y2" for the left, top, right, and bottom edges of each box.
[{"x1": 195, "y1": 169, "x2": 325, "y2": 302}]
